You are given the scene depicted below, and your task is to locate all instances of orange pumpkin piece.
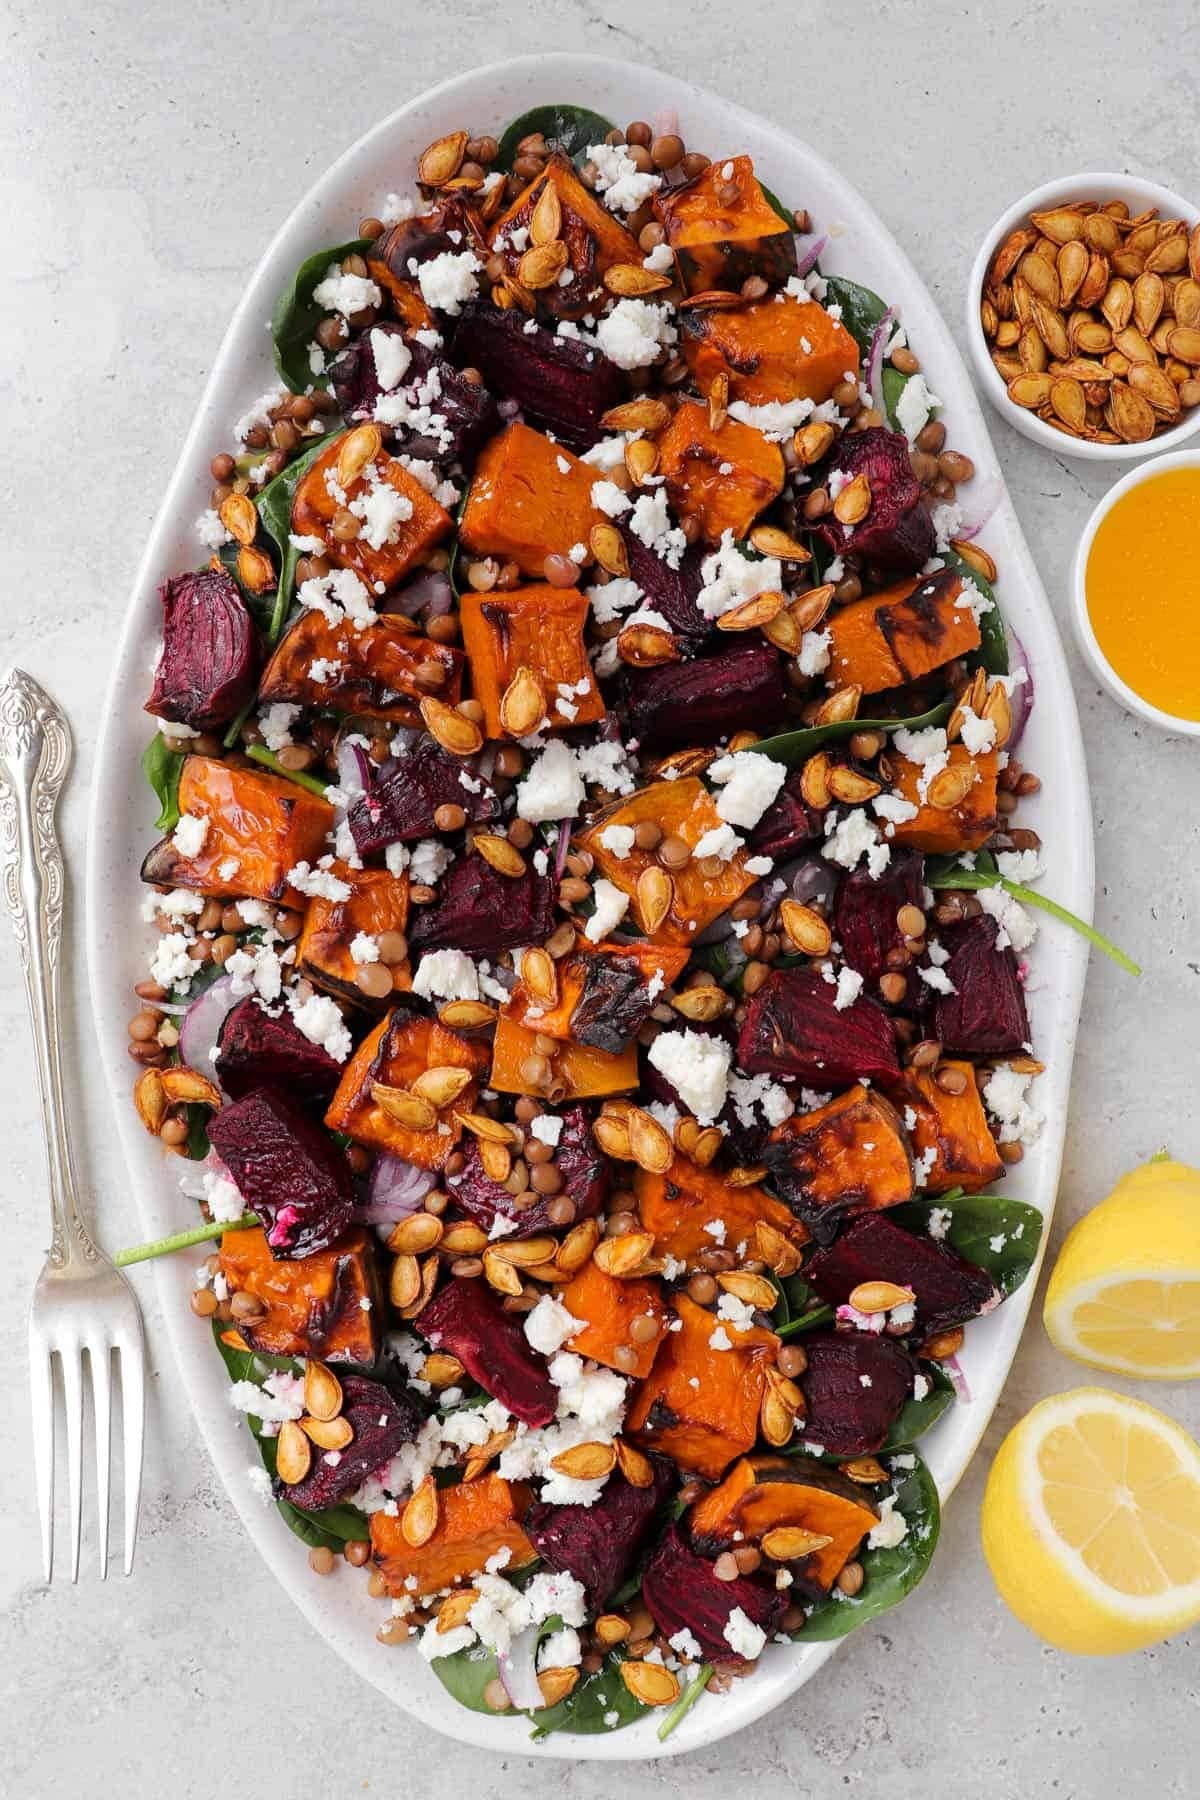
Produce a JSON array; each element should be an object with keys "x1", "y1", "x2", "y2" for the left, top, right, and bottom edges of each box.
[
  {"x1": 652, "y1": 154, "x2": 797, "y2": 295},
  {"x1": 894, "y1": 1060, "x2": 1004, "y2": 1194},
  {"x1": 680, "y1": 295, "x2": 859, "y2": 407},
  {"x1": 688, "y1": 1454, "x2": 879, "y2": 1592},
  {"x1": 370, "y1": 1475, "x2": 537, "y2": 1599},
  {"x1": 458, "y1": 424, "x2": 603, "y2": 577},
  {"x1": 291, "y1": 433, "x2": 452, "y2": 593},
  {"x1": 324, "y1": 1009, "x2": 490, "y2": 1168},
  {"x1": 139, "y1": 755, "x2": 333, "y2": 910},
  {"x1": 560, "y1": 1261, "x2": 671, "y2": 1380},
  {"x1": 768, "y1": 1085, "x2": 914, "y2": 1219},
  {"x1": 259, "y1": 607, "x2": 464, "y2": 724},
  {"x1": 460, "y1": 585, "x2": 604, "y2": 739},
  {"x1": 886, "y1": 746, "x2": 1000, "y2": 855},
  {"x1": 654, "y1": 399, "x2": 784, "y2": 543},
  {"x1": 634, "y1": 1155, "x2": 807, "y2": 1270},
  {"x1": 362, "y1": 262, "x2": 435, "y2": 332},
  {"x1": 505, "y1": 938, "x2": 691, "y2": 1046},
  {"x1": 296, "y1": 862, "x2": 409, "y2": 1008},
  {"x1": 577, "y1": 777, "x2": 757, "y2": 945},
  {"x1": 217, "y1": 1225, "x2": 380, "y2": 1363},
  {"x1": 489, "y1": 1012, "x2": 638, "y2": 1101},
  {"x1": 626, "y1": 1294, "x2": 779, "y2": 1480},
  {"x1": 489, "y1": 153, "x2": 642, "y2": 319},
  {"x1": 824, "y1": 568, "x2": 981, "y2": 696}
]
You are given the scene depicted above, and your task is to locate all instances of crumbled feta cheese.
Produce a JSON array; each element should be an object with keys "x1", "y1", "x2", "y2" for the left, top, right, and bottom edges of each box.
[
  {"x1": 171, "y1": 811, "x2": 208, "y2": 859},
  {"x1": 977, "y1": 883, "x2": 1037, "y2": 952},
  {"x1": 867, "y1": 1494, "x2": 910, "y2": 1550},
  {"x1": 370, "y1": 327, "x2": 412, "y2": 391},
  {"x1": 412, "y1": 948, "x2": 480, "y2": 1003},
  {"x1": 894, "y1": 372, "x2": 941, "y2": 445},
  {"x1": 349, "y1": 471, "x2": 414, "y2": 550},
  {"x1": 590, "y1": 478, "x2": 632, "y2": 518},
  {"x1": 312, "y1": 268, "x2": 382, "y2": 317},
  {"x1": 287, "y1": 860, "x2": 352, "y2": 902},
  {"x1": 834, "y1": 966, "x2": 864, "y2": 1010},
  {"x1": 516, "y1": 738, "x2": 586, "y2": 823},
  {"x1": 297, "y1": 567, "x2": 377, "y2": 632},
  {"x1": 918, "y1": 964, "x2": 956, "y2": 995},
  {"x1": 822, "y1": 807, "x2": 886, "y2": 874},
  {"x1": 595, "y1": 299, "x2": 677, "y2": 370},
  {"x1": 415, "y1": 251, "x2": 481, "y2": 316},
  {"x1": 195, "y1": 508, "x2": 231, "y2": 550},
  {"x1": 287, "y1": 989, "x2": 353, "y2": 1062},
  {"x1": 349, "y1": 931, "x2": 380, "y2": 965},
  {"x1": 627, "y1": 487, "x2": 686, "y2": 567},
  {"x1": 723, "y1": 1607, "x2": 767, "y2": 1660},
  {"x1": 597, "y1": 823, "x2": 636, "y2": 859},
  {"x1": 584, "y1": 877, "x2": 630, "y2": 944},
  {"x1": 586, "y1": 576, "x2": 642, "y2": 626},
  {"x1": 693, "y1": 822, "x2": 742, "y2": 862},
  {"x1": 529, "y1": 1113, "x2": 563, "y2": 1147},
  {"x1": 585, "y1": 141, "x2": 663, "y2": 214},
  {"x1": 798, "y1": 628, "x2": 832, "y2": 676},
  {"x1": 646, "y1": 1029, "x2": 732, "y2": 1124},
  {"x1": 983, "y1": 1064, "x2": 1044, "y2": 1145},
  {"x1": 524, "y1": 1295, "x2": 583, "y2": 1357},
  {"x1": 696, "y1": 532, "x2": 783, "y2": 621},
  {"x1": 408, "y1": 839, "x2": 452, "y2": 887},
  {"x1": 727, "y1": 396, "x2": 817, "y2": 441},
  {"x1": 707, "y1": 749, "x2": 787, "y2": 830}
]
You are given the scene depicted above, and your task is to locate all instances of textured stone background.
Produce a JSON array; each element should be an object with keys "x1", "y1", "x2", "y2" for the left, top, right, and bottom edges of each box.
[{"x1": 2, "y1": 1, "x2": 1198, "y2": 1792}]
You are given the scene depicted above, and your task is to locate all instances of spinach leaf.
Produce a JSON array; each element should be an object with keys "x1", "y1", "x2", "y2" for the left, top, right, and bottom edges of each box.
[
  {"x1": 882, "y1": 1361, "x2": 955, "y2": 1449},
  {"x1": 798, "y1": 1453, "x2": 939, "y2": 1640},
  {"x1": 429, "y1": 1641, "x2": 503, "y2": 1712},
  {"x1": 216, "y1": 539, "x2": 275, "y2": 633},
  {"x1": 496, "y1": 104, "x2": 616, "y2": 173},
  {"x1": 822, "y1": 276, "x2": 887, "y2": 359},
  {"x1": 892, "y1": 1192, "x2": 1044, "y2": 1298},
  {"x1": 256, "y1": 431, "x2": 338, "y2": 641},
  {"x1": 939, "y1": 548, "x2": 1008, "y2": 677},
  {"x1": 273, "y1": 241, "x2": 368, "y2": 393},
  {"x1": 750, "y1": 696, "x2": 954, "y2": 769},
  {"x1": 881, "y1": 364, "x2": 909, "y2": 433},
  {"x1": 184, "y1": 1103, "x2": 211, "y2": 1161},
  {"x1": 529, "y1": 1653, "x2": 649, "y2": 1739},
  {"x1": 275, "y1": 1496, "x2": 371, "y2": 1552},
  {"x1": 777, "y1": 1303, "x2": 836, "y2": 1339},
  {"x1": 141, "y1": 732, "x2": 184, "y2": 832},
  {"x1": 759, "y1": 181, "x2": 796, "y2": 230}
]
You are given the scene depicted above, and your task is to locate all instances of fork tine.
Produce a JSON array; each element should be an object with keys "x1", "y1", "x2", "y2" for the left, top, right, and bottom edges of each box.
[
  {"x1": 90, "y1": 1343, "x2": 112, "y2": 1581},
  {"x1": 118, "y1": 1338, "x2": 145, "y2": 1576},
  {"x1": 29, "y1": 1342, "x2": 56, "y2": 1583},
  {"x1": 60, "y1": 1348, "x2": 85, "y2": 1583}
]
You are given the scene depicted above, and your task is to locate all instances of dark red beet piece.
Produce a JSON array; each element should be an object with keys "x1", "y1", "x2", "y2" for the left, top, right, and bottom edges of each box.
[
  {"x1": 214, "y1": 997, "x2": 342, "y2": 1104},
  {"x1": 348, "y1": 734, "x2": 499, "y2": 854},
  {"x1": 329, "y1": 325, "x2": 498, "y2": 467},
  {"x1": 408, "y1": 852, "x2": 556, "y2": 956},
  {"x1": 622, "y1": 641, "x2": 788, "y2": 750},
  {"x1": 815, "y1": 427, "x2": 935, "y2": 576},
  {"x1": 415, "y1": 1278, "x2": 557, "y2": 1427},
  {"x1": 449, "y1": 302, "x2": 624, "y2": 448},
  {"x1": 569, "y1": 954, "x2": 659, "y2": 1054},
  {"x1": 525, "y1": 1456, "x2": 676, "y2": 1612},
  {"x1": 272, "y1": 1374, "x2": 424, "y2": 1510},
  {"x1": 933, "y1": 914, "x2": 1031, "y2": 1056},
  {"x1": 207, "y1": 1087, "x2": 355, "y2": 1258},
  {"x1": 146, "y1": 568, "x2": 259, "y2": 732},
  {"x1": 642, "y1": 1525, "x2": 785, "y2": 1661},
  {"x1": 447, "y1": 1105, "x2": 607, "y2": 1238},
  {"x1": 796, "y1": 1329, "x2": 916, "y2": 1456},
  {"x1": 804, "y1": 1210, "x2": 999, "y2": 1340},
  {"x1": 738, "y1": 967, "x2": 900, "y2": 1087},
  {"x1": 748, "y1": 773, "x2": 824, "y2": 859},
  {"x1": 620, "y1": 528, "x2": 711, "y2": 646},
  {"x1": 834, "y1": 850, "x2": 926, "y2": 982}
]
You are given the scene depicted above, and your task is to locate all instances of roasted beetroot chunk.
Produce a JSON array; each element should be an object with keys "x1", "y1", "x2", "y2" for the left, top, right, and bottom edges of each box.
[
  {"x1": 569, "y1": 955, "x2": 659, "y2": 1054},
  {"x1": 415, "y1": 1277, "x2": 557, "y2": 1427},
  {"x1": 408, "y1": 852, "x2": 556, "y2": 956},
  {"x1": 835, "y1": 850, "x2": 926, "y2": 983},
  {"x1": 214, "y1": 997, "x2": 342, "y2": 1104},
  {"x1": 329, "y1": 326, "x2": 498, "y2": 466},
  {"x1": 207, "y1": 1087, "x2": 355, "y2": 1258},
  {"x1": 932, "y1": 914, "x2": 1031, "y2": 1056},
  {"x1": 620, "y1": 529, "x2": 711, "y2": 646},
  {"x1": 804, "y1": 1211, "x2": 999, "y2": 1340},
  {"x1": 738, "y1": 967, "x2": 900, "y2": 1088},
  {"x1": 748, "y1": 774, "x2": 824, "y2": 859},
  {"x1": 815, "y1": 427, "x2": 936, "y2": 576},
  {"x1": 273, "y1": 1374, "x2": 424, "y2": 1510},
  {"x1": 448, "y1": 1105, "x2": 607, "y2": 1237},
  {"x1": 643, "y1": 1525, "x2": 785, "y2": 1661},
  {"x1": 449, "y1": 302, "x2": 624, "y2": 448},
  {"x1": 797, "y1": 1330, "x2": 916, "y2": 1456},
  {"x1": 146, "y1": 569, "x2": 259, "y2": 732},
  {"x1": 525, "y1": 1456, "x2": 675, "y2": 1611},
  {"x1": 347, "y1": 735, "x2": 499, "y2": 855},
  {"x1": 622, "y1": 641, "x2": 788, "y2": 750}
]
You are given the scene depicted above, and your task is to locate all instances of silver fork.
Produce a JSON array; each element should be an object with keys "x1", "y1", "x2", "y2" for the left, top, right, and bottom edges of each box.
[{"x1": 0, "y1": 667, "x2": 145, "y2": 1580}]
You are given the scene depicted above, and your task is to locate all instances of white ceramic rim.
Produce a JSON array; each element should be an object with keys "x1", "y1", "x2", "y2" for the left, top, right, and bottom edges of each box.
[
  {"x1": 85, "y1": 51, "x2": 1094, "y2": 1758},
  {"x1": 1070, "y1": 446, "x2": 1200, "y2": 734},
  {"x1": 965, "y1": 170, "x2": 1200, "y2": 464}
]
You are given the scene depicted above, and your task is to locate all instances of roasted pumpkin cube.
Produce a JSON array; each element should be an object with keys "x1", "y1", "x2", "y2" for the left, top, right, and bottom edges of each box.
[
  {"x1": 489, "y1": 152, "x2": 642, "y2": 319},
  {"x1": 296, "y1": 862, "x2": 409, "y2": 1007},
  {"x1": 654, "y1": 400, "x2": 784, "y2": 542},
  {"x1": 217, "y1": 1225, "x2": 380, "y2": 1363},
  {"x1": 291, "y1": 433, "x2": 452, "y2": 593},
  {"x1": 560, "y1": 1261, "x2": 671, "y2": 1380},
  {"x1": 634, "y1": 1155, "x2": 807, "y2": 1270},
  {"x1": 824, "y1": 568, "x2": 982, "y2": 695},
  {"x1": 626, "y1": 1293, "x2": 779, "y2": 1480},
  {"x1": 370, "y1": 1475, "x2": 536, "y2": 1599},
  {"x1": 766, "y1": 1084, "x2": 913, "y2": 1231},
  {"x1": 886, "y1": 746, "x2": 1000, "y2": 855},
  {"x1": 577, "y1": 777, "x2": 758, "y2": 945},
  {"x1": 140, "y1": 755, "x2": 333, "y2": 910},
  {"x1": 505, "y1": 938, "x2": 691, "y2": 1053},
  {"x1": 896, "y1": 1059, "x2": 1005, "y2": 1194},
  {"x1": 489, "y1": 1012, "x2": 638, "y2": 1101},
  {"x1": 460, "y1": 585, "x2": 603, "y2": 739},
  {"x1": 688, "y1": 1454, "x2": 878, "y2": 1593},
  {"x1": 458, "y1": 424, "x2": 603, "y2": 577},
  {"x1": 680, "y1": 294, "x2": 858, "y2": 406},
  {"x1": 258, "y1": 607, "x2": 463, "y2": 724},
  {"x1": 324, "y1": 1009, "x2": 490, "y2": 1168},
  {"x1": 652, "y1": 154, "x2": 798, "y2": 295}
]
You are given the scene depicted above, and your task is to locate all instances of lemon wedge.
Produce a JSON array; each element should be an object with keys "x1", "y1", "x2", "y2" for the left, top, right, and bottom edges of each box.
[
  {"x1": 981, "y1": 1387, "x2": 1200, "y2": 1653},
  {"x1": 1043, "y1": 1155, "x2": 1200, "y2": 1379}
]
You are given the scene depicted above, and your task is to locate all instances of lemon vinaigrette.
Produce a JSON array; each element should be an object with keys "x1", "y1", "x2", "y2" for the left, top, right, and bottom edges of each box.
[{"x1": 1085, "y1": 465, "x2": 1200, "y2": 723}]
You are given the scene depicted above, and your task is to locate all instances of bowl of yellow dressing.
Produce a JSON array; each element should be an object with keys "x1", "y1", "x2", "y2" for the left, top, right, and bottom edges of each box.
[{"x1": 1073, "y1": 451, "x2": 1200, "y2": 734}]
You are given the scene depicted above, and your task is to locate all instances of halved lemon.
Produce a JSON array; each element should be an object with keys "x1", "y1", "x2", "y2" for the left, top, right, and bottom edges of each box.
[
  {"x1": 982, "y1": 1387, "x2": 1200, "y2": 1653},
  {"x1": 1043, "y1": 1155, "x2": 1200, "y2": 1378}
]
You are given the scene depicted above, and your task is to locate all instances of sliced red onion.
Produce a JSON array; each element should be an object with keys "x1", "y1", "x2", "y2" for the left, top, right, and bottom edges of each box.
[
  {"x1": 553, "y1": 819, "x2": 572, "y2": 882},
  {"x1": 781, "y1": 856, "x2": 835, "y2": 905},
  {"x1": 334, "y1": 734, "x2": 374, "y2": 801},
  {"x1": 179, "y1": 973, "x2": 240, "y2": 1077},
  {"x1": 150, "y1": 998, "x2": 193, "y2": 1016},
  {"x1": 497, "y1": 1625, "x2": 545, "y2": 1712},
  {"x1": 382, "y1": 566, "x2": 454, "y2": 620},
  {"x1": 360, "y1": 1154, "x2": 437, "y2": 1224},
  {"x1": 866, "y1": 306, "x2": 897, "y2": 418},
  {"x1": 951, "y1": 480, "x2": 1002, "y2": 542},
  {"x1": 944, "y1": 1354, "x2": 972, "y2": 1404},
  {"x1": 794, "y1": 233, "x2": 828, "y2": 278},
  {"x1": 693, "y1": 909, "x2": 737, "y2": 947},
  {"x1": 1005, "y1": 627, "x2": 1035, "y2": 751}
]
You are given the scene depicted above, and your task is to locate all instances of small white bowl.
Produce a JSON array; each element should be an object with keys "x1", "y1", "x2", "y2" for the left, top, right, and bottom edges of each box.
[
  {"x1": 966, "y1": 171, "x2": 1200, "y2": 463},
  {"x1": 1071, "y1": 447, "x2": 1200, "y2": 734}
]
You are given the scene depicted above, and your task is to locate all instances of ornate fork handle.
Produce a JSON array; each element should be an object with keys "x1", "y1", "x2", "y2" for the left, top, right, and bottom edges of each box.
[{"x1": 0, "y1": 668, "x2": 94, "y2": 1270}]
